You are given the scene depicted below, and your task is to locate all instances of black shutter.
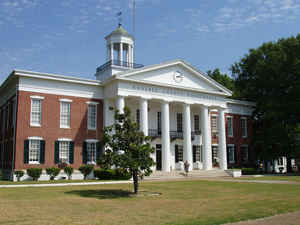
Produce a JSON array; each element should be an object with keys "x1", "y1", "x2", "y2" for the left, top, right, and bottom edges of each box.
[
  {"x1": 69, "y1": 141, "x2": 74, "y2": 164},
  {"x1": 40, "y1": 140, "x2": 45, "y2": 164},
  {"x1": 96, "y1": 142, "x2": 101, "y2": 163},
  {"x1": 82, "y1": 142, "x2": 87, "y2": 164},
  {"x1": 226, "y1": 146, "x2": 229, "y2": 167},
  {"x1": 24, "y1": 140, "x2": 29, "y2": 164},
  {"x1": 175, "y1": 145, "x2": 179, "y2": 163},
  {"x1": 54, "y1": 141, "x2": 60, "y2": 164}
]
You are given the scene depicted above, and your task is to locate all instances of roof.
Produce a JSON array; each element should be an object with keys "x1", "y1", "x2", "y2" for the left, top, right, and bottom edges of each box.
[{"x1": 105, "y1": 25, "x2": 134, "y2": 40}]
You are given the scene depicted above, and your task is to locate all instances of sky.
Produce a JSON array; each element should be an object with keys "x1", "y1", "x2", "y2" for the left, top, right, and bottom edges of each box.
[{"x1": 1, "y1": 0, "x2": 300, "y2": 84}]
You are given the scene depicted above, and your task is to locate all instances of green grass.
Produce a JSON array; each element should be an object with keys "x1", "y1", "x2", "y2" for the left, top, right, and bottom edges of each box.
[
  {"x1": 1, "y1": 179, "x2": 300, "y2": 225},
  {"x1": 0, "y1": 179, "x2": 118, "y2": 185},
  {"x1": 238, "y1": 175, "x2": 300, "y2": 182}
]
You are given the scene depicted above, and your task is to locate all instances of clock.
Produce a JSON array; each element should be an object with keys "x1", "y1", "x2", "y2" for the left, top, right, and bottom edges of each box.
[{"x1": 173, "y1": 71, "x2": 183, "y2": 83}]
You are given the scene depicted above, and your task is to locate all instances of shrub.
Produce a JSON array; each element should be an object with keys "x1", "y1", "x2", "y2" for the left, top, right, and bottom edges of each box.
[
  {"x1": 79, "y1": 165, "x2": 94, "y2": 180},
  {"x1": 27, "y1": 168, "x2": 42, "y2": 181},
  {"x1": 64, "y1": 166, "x2": 74, "y2": 180},
  {"x1": 0, "y1": 170, "x2": 2, "y2": 180},
  {"x1": 58, "y1": 162, "x2": 68, "y2": 170},
  {"x1": 242, "y1": 168, "x2": 258, "y2": 175},
  {"x1": 114, "y1": 168, "x2": 131, "y2": 180},
  {"x1": 94, "y1": 169, "x2": 115, "y2": 180},
  {"x1": 46, "y1": 167, "x2": 61, "y2": 180},
  {"x1": 14, "y1": 170, "x2": 24, "y2": 182},
  {"x1": 94, "y1": 168, "x2": 131, "y2": 180}
]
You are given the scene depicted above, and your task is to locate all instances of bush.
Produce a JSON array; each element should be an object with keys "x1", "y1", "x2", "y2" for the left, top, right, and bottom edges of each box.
[
  {"x1": 46, "y1": 167, "x2": 61, "y2": 180},
  {"x1": 64, "y1": 166, "x2": 74, "y2": 180},
  {"x1": 0, "y1": 170, "x2": 2, "y2": 180},
  {"x1": 79, "y1": 165, "x2": 94, "y2": 180},
  {"x1": 94, "y1": 168, "x2": 131, "y2": 180},
  {"x1": 14, "y1": 170, "x2": 24, "y2": 182},
  {"x1": 94, "y1": 169, "x2": 115, "y2": 180},
  {"x1": 27, "y1": 168, "x2": 42, "y2": 181},
  {"x1": 242, "y1": 168, "x2": 258, "y2": 175}
]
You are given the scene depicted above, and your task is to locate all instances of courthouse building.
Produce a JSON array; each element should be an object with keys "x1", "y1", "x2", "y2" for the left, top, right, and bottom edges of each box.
[{"x1": 0, "y1": 25, "x2": 255, "y2": 180}]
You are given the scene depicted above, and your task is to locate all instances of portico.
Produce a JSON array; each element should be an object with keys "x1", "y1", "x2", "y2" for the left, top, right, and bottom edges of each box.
[{"x1": 108, "y1": 92, "x2": 228, "y2": 172}]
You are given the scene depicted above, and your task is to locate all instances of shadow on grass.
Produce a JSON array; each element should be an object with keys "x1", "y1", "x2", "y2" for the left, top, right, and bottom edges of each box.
[{"x1": 65, "y1": 189, "x2": 134, "y2": 199}]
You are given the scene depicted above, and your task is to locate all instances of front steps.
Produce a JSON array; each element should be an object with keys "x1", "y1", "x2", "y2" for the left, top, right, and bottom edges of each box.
[{"x1": 145, "y1": 169, "x2": 230, "y2": 180}]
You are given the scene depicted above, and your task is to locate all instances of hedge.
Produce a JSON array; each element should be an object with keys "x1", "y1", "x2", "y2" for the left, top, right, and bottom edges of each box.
[{"x1": 94, "y1": 168, "x2": 131, "y2": 180}]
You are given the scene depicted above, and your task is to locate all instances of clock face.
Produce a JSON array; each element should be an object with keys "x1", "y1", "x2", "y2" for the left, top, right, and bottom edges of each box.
[{"x1": 173, "y1": 71, "x2": 183, "y2": 83}]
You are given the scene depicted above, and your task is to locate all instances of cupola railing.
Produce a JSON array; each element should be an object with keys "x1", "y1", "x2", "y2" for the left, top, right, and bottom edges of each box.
[{"x1": 96, "y1": 60, "x2": 144, "y2": 73}]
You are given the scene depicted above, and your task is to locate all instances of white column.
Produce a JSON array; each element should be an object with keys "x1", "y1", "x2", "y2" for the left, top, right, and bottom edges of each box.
[
  {"x1": 131, "y1": 45, "x2": 134, "y2": 64},
  {"x1": 110, "y1": 43, "x2": 114, "y2": 61},
  {"x1": 116, "y1": 96, "x2": 125, "y2": 114},
  {"x1": 218, "y1": 108, "x2": 227, "y2": 170},
  {"x1": 201, "y1": 106, "x2": 212, "y2": 170},
  {"x1": 183, "y1": 103, "x2": 193, "y2": 170},
  {"x1": 103, "y1": 99, "x2": 110, "y2": 127},
  {"x1": 128, "y1": 45, "x2": 132, "y2": 65},
  {"x1": 119, "y1": 42, "x2": 123, "y2": 63},
  {"x1": 161, "y1": 100, "x2": 171, "y2": 172},
  {"x1": 139, "y1": 98, "x2": 148, "y2": 136}
]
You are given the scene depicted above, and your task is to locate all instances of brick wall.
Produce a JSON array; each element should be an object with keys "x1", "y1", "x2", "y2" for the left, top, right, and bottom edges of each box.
[{"x1": 14, "y1": 91, "x2": 103, "y2": 170}]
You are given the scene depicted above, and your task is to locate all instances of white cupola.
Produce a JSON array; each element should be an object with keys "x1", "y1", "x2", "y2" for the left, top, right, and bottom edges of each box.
[{"x1": 95, "y1": 24, "x2": 143, "y2": 82}]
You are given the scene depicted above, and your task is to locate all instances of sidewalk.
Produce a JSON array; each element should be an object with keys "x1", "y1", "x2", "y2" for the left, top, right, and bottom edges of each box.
[{"x1": 223, "y1": 211, "x2": 300, "y2": 225}]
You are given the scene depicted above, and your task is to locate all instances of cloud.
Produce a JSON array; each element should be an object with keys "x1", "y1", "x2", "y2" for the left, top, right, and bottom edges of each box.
[{"x1": 184, "y1": 0, "x2": 300, "y2": 33}]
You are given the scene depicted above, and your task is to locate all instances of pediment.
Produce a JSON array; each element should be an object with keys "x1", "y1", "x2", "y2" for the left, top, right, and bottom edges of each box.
[{"x1": 117, "y1": 60, "x2": 232, "y2": 96}]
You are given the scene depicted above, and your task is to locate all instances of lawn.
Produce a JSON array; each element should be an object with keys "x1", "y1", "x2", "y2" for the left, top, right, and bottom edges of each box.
[
  {"x1": 1, "y1": 180, "x2": 300, "y2": 225},
  {"x1": 238, "y1": 175, "x2": 300, "y2": 182}
]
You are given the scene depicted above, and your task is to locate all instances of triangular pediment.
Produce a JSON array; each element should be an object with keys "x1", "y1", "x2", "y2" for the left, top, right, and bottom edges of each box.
[{"x1": 116, "y1": 60, "x2": 232, "y2": 96}]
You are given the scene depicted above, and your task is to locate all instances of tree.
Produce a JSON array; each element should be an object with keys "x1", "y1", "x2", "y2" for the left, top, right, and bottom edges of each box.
[
  {"x1": 207, "y1": 68, "x2": 235, "y2": 93},
  {"x1": 231, "y1": 34, "x2": 300, "y2": 166},
  {"x1": 99, "y1": 107, "x2": 155, "y2": 194}
]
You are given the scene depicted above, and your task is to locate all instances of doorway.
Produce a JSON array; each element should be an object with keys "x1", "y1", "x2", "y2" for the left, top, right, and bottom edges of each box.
[{"x1": 156, "y1": 144, "x2": 162, "y2": 170}]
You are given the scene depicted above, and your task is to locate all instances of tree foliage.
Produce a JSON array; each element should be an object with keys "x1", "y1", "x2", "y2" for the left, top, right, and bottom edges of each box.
[
  {"x1": 231, "y1": 34, "x2": 300, "y2": 160},
  {"x1": 99, "y1": 107, "x2": 155, "y2": 194},
  {"x1": 207, "y1": 68, "x2": 235, "y2": 92}
]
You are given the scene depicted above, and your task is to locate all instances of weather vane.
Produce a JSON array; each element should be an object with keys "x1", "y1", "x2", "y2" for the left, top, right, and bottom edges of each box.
[{"x1": 116, "y1": 11, "x2": 122, "y2": 27}]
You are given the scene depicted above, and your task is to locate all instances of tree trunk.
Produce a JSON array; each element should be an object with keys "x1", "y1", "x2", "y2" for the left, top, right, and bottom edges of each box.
[{"x1": 132, "y1": 170, "x2": 139, "y2": 194}]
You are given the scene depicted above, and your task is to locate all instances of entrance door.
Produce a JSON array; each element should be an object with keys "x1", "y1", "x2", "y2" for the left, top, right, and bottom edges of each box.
[
  {"x1": 212, "y1": 146, "x2": 219, "y2": 167},
  {"x1": 156, "y1": 144, "x2": 162, "y2": 170}
]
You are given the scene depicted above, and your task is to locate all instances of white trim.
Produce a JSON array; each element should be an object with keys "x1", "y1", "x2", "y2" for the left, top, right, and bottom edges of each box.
[
  {"x1": 28, "y1": 136, "x2": 43, "y2": 140},
  {"x1": 57, "y1": 138, "x2": 72, "y2": 141},
  {"x1": 227, "y1": 144, "x2": 235, "y2": 147},
  {"x1": 59, "y1": 98, "x2": 73, "y2": 103},
  {"x1": 86, "y1": 101, "x2": 99, "y2": 105},
  {"x1": 85, "y1": 139, "x2": 99, "y2": 143},
  {"x1": 212, "y1": 144, "x2": 218, "y2": 146},
  {"x1": 30, "y1": 95, "x2": 45, "y2": 100}
]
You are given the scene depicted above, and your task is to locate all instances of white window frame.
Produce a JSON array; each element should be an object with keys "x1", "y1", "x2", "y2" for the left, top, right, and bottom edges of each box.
[
  {"x1": 226, "y1": 116, "x2": 233, "y2": 137},
  {"x1": 60, "y1": 100, "x2": 71, "y2": 128},
  {"x1": 87, "y1": 102, "x2": 98, "y2": 130},
  {"x1": 59, "y1": 141, "x2": 70, "y2": 163},
  {"x1": 30, "y1": 96, "x2": 44, "y2": 127},
  {"x1": 211, "y1": 115, "x2": 218, "y2": 135},
  {"x1": 227, "y1": 144, "x2": 235, "y2": 164},
  {"x1": 86, "y1": 139, "x2": 99, "y2": 164},
  {"x1": 241, "y1": 117, "x2": 247, "y2": 138},
  {"x1": 28, "y1": 138, "x2": 43, "y2": 164}
]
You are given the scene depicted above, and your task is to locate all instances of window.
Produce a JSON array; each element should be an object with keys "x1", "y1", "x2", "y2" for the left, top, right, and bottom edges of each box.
[
  {"x1": 193, "y1": 145, "x2": 202, "y2": 162},
  {"x1": 60, "y1": 102, "x2": 71, "y2": 128},
  {"x1": 227, "y1": 116, "x2": 233, "y2": 137},
  {"x1": 227, "y1": 145, "x2": 235, "y2": 164},
  {"x1": 241, "y1": 117, "x2": 247, "y2": 138},
  {"x1": 278, "y1": 157, "x2": 284, "y2": 166},
  {"x1": 241, "y1": 145, "x2": 248, "y2": 163},
  {"x1": 136, "y1": 109, "x2": 140, "y2": 127},
  {"x1": 157, "y1": 112, "x2": 161, "y2": 134},
  {"x1": 59, "y1": 141, "x2": 70, "y2": 163},
  {"x1": 194, "y1": 115, "x2": 200, "y2": 133},
  {"x1": 29, "y1": 140, "x2": 40, "y2": 163},
  {"x1": 88, "y1": 104, "x2": 97, "y2": 130},
  {"x1": 177, "y1": 113, "x2": 183, "y2": 132},
  {"x1": 175, "y1": 145, "x2": 183, "y2": 163},
  {"x1": 211, "y1": 115, "x2": 218, "y2": 135},
  {"x1": 30, "y1": 96, "x2": 44, "y2": 126},
  {"x1": 87, "y1": 142, "x2": 97, "y2": 163}
]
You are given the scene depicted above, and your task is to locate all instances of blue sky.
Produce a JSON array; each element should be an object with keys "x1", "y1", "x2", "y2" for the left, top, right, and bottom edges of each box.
[{"x1": 1, "y1": 0, "x2": 300, "y2": 84}]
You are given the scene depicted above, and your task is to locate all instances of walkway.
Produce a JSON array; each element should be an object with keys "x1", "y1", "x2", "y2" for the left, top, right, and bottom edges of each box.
[{"x1": 223, "y1": 211, "x2": 300, "y2": 225}]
